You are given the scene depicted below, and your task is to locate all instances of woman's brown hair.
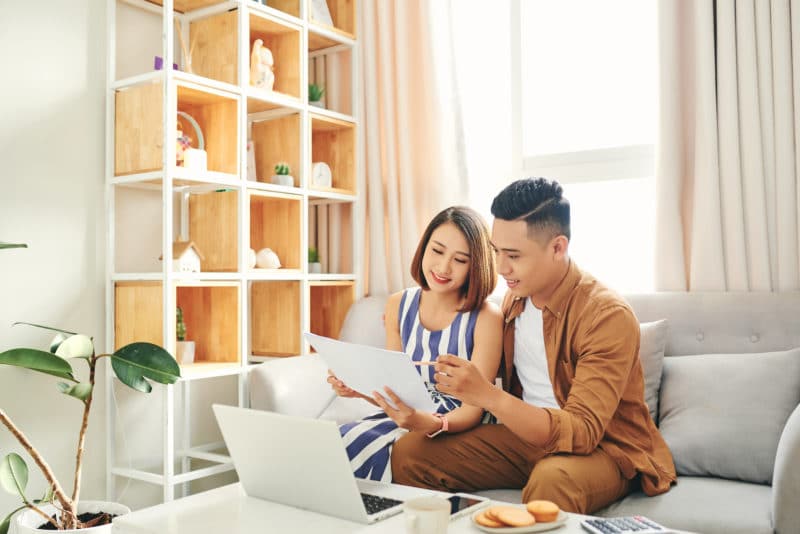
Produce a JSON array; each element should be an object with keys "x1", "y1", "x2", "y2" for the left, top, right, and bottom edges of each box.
[{"x1": 410, "y1": 206, "x2": 497, "y2": 312}]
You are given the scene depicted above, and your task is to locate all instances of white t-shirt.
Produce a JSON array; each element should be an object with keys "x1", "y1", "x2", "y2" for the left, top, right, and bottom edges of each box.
[{"x1": 513, "y1": 298, "x2": 559, "y2": 409}]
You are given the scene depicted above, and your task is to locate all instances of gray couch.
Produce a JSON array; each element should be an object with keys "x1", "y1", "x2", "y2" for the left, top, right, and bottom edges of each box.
[{"x1": 249, "y1": 292, "x2": 800, "y2": 534}]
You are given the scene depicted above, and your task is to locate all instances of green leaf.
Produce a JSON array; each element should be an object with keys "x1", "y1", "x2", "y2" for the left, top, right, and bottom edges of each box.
[
  {"x1": 0, "y1": 348, "x2": 75, "y2": 381},
  {"x1": 111, "y1": 342, "x2": 181, "y2": 393},
  {"x1": 0, "y1": 453, "x2": 28, "y2": 496},
  {"x1": 57, "y1": 381, "x2": 93, "y2": 402},
  {"x1": 54, "y1": 334, "x2": 94, "y2": 359},
  {"x1": 0, "y1": 242, "x2": 27, "y2": 250},
  {"x1": 13, "y1": 322, "x2": 76, "y2": 336},
  {"x1": 49, "y1": 332, "x2": 69, "y2": 354},
  {"x1": 0, "y1": 514, "x2": 10, "y2": 534}
]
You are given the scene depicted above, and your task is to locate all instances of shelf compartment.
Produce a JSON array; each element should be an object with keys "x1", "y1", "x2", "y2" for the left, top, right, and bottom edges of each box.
[
  {"x1": 308, "y1": 46, "x2": 353, "y2": 116},
  {"x1": 114, "y1": 186, "x2": 164, "y2": 274},
  {"x1": 177, "y1": 281, "x2": 241, "y2": 364},
  {"x1": 251, "y1": 281, "x2": 301, "y2": 356},
  {"x1": 309, "y1": 281, "x2": 354, "y2": 340},
  {"x1": 308, "y1": 0, "x2": 356, "y2": 40},
  {"x1": 249, "y1": 12, "x2": 302, "y2": 100},
  {"x1": 249, "y1": 191, "x2": 302, "y2": 271},
  {"x1": 250, "y1": 0, "x2": 300, "y2": 19},
  {"x1": 310, "y1": 113, "x2": 356, "y2": 194},
  {"x1": 115, "y1": 81, "x2": 238, "y2": 176},
  {"x1": 114, "y1": 280, "x2": 241, "y2": 366},
  {"x1": 250, "y1": 111, "x2": 301, "y2": 185},
  {"x1": 189, "y1": 10, "x2": 238, "y2": 85},
  {"x1": 308, "y1": 200, "x2": 353, "y2": 274},
  {"x1": 188, "y1": 189, "x2": 239, "y2": 271},
  {"x1": 145, "y1": 0, "x2": 228, "y2": 13}
]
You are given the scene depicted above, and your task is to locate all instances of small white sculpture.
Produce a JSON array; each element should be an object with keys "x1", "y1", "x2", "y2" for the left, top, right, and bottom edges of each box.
[
  {"x1": 250, "y1": 39, "x2": 275, "y2": 90},
  {"x1": 255, "y1": 247, "x2": 281, "y2": 269},
  {"x1": 248, "y1": 248, "x2": 257, "y2": 269},
  {"x1": 160, "y1": 241, "x2": 204, "y2": 273}
]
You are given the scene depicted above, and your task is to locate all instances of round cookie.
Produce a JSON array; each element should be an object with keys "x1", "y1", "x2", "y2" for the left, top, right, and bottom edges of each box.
[
  {"x1": 526, "y1": 499, "x2": 560, "y2": 522},
  {"x1": 491, "y1": 506, "x2": 536, "y2": 527},
  {"x1": 474, "y1": 510, "x2": 505, "y2": 528}
]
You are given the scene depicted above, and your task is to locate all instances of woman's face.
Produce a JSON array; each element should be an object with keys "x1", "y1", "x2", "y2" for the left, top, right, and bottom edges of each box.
[{"x1": 421, "y1": 222, "x2": 471, "y2": 295}]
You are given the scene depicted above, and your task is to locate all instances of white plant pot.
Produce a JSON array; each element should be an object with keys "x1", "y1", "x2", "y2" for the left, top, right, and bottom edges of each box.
[
  {"x1": 176, "y1": 340, "x2": 195, "y2": 364},
  {"x1": 270, "y1": 174, "x2": 294, "y2": 186},
  {"x1": 309, "y1": 262, "x2": 322, "y2": 273},
  {"x1": 15, "y1": 500, "x2": 130, "y2": 533}
]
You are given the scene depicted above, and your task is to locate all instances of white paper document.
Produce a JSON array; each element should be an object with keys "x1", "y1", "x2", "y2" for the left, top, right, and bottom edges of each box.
[{"x1": 304, "y1": 333, "x2": 438, "y2": 413}]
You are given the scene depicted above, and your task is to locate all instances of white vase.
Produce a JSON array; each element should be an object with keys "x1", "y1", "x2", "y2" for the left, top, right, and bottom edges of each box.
[
  {"x1": 15, "y1": 501, "x2": 130, "y2": 533},
  {"x1": 176, "y1": 340, "x2": 195, "y2": 364},
  {"x1": 309, "y1": 262, "x2": 322, "y2": 273}
]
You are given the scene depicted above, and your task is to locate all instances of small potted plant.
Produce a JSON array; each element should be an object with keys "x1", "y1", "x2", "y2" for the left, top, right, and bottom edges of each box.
[
  {"x1": 308, "y1": 83, "x2": 325, "y2": 107},
  {"x1": 308, "y1": 247, "x2": 322, "y2": 274},
  {"x1": 270, "y1": 162, "x2": 293, "y2": 186},
  {"x1": 175, "y1": 307, "x2": 194, "y2": 365},
  {"x1": 1, "y1": 241, "x2": 181, "y2": 532}
]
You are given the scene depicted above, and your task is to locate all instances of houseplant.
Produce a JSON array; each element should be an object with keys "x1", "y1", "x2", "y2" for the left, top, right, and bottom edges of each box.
[
  {"x1": 270, "y1": 162, "x2": 293, "y2": 186},
  {"x1": 308, "y1": 83, "x2": 325, "y2": 107},
  {"x1": 175, "y1": 307, "x2": 194, "y2": 365},
  {"x1": 308, "y1": 247, "x2": 322, "y2": 274},
  {"x1": 1, "y1": 241, "x2": 181, "y2": 532}
]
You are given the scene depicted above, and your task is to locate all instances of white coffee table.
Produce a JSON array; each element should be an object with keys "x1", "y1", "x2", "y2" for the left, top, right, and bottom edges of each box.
[{"x1": 111, "y1": 481, "x2": 600, "y2": 533}]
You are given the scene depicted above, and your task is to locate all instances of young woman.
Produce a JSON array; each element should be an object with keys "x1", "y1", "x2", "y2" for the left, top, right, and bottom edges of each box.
[{"x1": 327, "y1": 206, "x2": 503, "y2": 482}]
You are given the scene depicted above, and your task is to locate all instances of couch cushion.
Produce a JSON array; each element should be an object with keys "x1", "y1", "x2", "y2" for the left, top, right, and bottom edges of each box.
[
  {"x1": 639, "y1": 320, "x2": 668, "y2": 422},
  {"x1": 658, "y1": 348, "x2": 800, "y2": 484},
  {"x1": 597, "y1": 477, "x2": 773, "y2": 534}
]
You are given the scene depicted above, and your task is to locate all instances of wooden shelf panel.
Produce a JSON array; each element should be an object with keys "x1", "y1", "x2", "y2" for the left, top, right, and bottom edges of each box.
[
  {"x1": 308, "y1": 0, "x2": 356, "y2": 39},
  {"x1": 251, "y1": 112, "x2": 301, "y2": 185},
  {"x1": 309, "y1": 281, "x2": 354, "y2": 340},
  {"x1": 189, "y1": 10, "x2": 239, "y2": 85},
  {"x1": 311, "y1": 114, "x2": 356, "y2": 194},
  {"x1": 249, "y1": 12, "x2": 302, "y2": 99},
  {"x1": 115, "y1": 81, "x2": 239, "y2": 176},
  {"x1": 146, "y1": 0, "x2": 226, "y2": 13},
  {"x1": 189, "y1": 189, "x2": 239, "y2": 271},
  {"x1": 249, "y1": 191, "x2": 302, "y2": 270},
  {"x1": 115, "y1": 281, "x2": 164, "y2": 349},
  {"x1": 177, "y1": 282, "x2": 240, "y2": 364},
  {"x1": 308, "y1": 201, "x2": 353, "y2": 274},
  {"x1": 251, "y1": 0, "x2": 300, "y2": 19},
  {"x1": 251, "y1": 280, "x2": 301, "y2": 356}
]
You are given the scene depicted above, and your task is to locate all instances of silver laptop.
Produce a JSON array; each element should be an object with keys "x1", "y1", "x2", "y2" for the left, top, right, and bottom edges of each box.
[{"x1": 212, "y1": 404, "x2": 408, "y2": 524}]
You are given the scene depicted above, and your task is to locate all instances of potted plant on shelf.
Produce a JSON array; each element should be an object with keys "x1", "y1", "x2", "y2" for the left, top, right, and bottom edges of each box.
[
  {"x1": 270, "y1": 162, "x2": 293, "y2": 186},
  {"x1": 175, "y1": 307, "x2": 194, "y2": 365},
  {"x1": 0, "y1": 245, "x2": 181, "y2": 532},
  {"x1": 308, "y1": 83, "x2": 325, "y2": 107},
  {"x1": 308, "y1": 247, "x2": 322, "y2": 274}
]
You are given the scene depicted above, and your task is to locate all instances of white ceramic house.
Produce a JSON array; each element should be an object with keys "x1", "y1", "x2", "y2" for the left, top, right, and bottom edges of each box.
[{"x1": 160, "y1": 241, "x2": 204, "y2": 272}]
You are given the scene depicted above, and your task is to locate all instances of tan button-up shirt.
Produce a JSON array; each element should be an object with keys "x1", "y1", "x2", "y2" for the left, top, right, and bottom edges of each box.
[{"x1": 501, "y1": 260, "x2": 676, "y2": 495}]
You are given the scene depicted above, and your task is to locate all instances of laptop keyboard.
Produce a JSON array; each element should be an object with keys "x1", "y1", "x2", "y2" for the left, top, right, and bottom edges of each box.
[{"x1": 360, "y1": 493, "x2": 402, "y2": 515}]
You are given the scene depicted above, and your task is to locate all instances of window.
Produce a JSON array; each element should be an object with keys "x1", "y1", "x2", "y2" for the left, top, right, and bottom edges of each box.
[{"x1": 453, "y1": 0, "x2": 658, "y2": 293}]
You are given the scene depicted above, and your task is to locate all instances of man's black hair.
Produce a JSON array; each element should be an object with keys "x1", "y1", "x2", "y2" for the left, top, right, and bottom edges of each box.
[{"x1": 490, "y1": 177, "x2": 571, "y2": 241}]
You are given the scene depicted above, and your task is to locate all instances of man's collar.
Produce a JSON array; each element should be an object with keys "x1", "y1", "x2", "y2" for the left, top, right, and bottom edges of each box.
[{"x1": 542, "y1": 258, "x2": 579, "y2": 318}]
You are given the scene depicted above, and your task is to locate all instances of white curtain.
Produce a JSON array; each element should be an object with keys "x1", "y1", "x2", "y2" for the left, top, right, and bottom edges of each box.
[
  {"x1": 358, "y1": 0, "x2": 468, "y2": 295},
  {"x1": 656, "y1": 0, "x2": 800, "y2": 291}
]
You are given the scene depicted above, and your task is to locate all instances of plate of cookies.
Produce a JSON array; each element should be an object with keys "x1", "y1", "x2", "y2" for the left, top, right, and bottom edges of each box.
[{"x1": 472, "y1": 500, "x2": 566, "y2": 533}]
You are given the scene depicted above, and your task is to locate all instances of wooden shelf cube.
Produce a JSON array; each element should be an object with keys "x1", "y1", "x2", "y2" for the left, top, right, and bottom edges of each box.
[
  {"x1": 115, "y1": 281, "x2": 164, "y2": 350},
  {"x1": 114, "y1": 186, "x2": 163, "y2": 273},
  {"x1": 308, "y1": 0, "x2": 356, "y2": 38},
  {"x1": 189, "y1": 189, "x2": 239, "y2": 271},
  {"x1": 145, "y1": 0, "x2": 225, "y2": 14},
  {"x1": 115, "y1": 82, "x2": 238, "y2": 176},
  {"x1": 250, "y1": 12, "x2": 301, "y2": 99},
  {"x1": 249, "y1": 191, "x2": 302, "y2": 271},
  {"x1": 251, "y1": 281, "x2": 301, "y2": 356},
  {"x1": 253, "y1": 0, "x2": 300, "y2": 18},
  {"x1": 176, "y1": 282, "x2": 240, "y2": 364},
  {"x1": 308, "y1": 47, "x2": 352, "y2": 116},
  {"x1": 309, "y1": 281, "x2": 354, "y2": 339},
  {"x1": 190, "y1": 10, "x2": 238, "y2": 85},
  {"x1": 310, "y1": 114, "x2": 356, "y2": 194},
  {"x1": 308, "y1": 200, "x2": 353, "y2": 274},
  {"x1": 251, "y1": 112, "x2": 301, "y2": 185}
]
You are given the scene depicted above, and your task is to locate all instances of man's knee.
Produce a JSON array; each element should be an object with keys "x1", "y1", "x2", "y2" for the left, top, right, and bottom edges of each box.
[{"x1": 523, "y1": 458, "x2": 583, "y2": 513}]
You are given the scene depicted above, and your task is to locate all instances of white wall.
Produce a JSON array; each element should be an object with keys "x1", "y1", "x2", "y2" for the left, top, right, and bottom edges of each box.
[{"x1": 0, "y1": 0, "x2": 108, "y2": 519}]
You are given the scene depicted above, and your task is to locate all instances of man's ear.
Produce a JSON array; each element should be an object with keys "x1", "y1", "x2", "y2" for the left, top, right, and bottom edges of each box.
[{"x1": 551, "y1": 235, "x2": 568, "y2": 259}]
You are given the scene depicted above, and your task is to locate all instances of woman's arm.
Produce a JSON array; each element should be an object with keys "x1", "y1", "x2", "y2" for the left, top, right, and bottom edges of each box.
[{"x1": 433, "y1": 301, "x2": 503, "y2": 433}]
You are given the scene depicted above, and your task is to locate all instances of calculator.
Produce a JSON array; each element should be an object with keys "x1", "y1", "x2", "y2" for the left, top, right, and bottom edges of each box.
[{"x1": 581, "y1": 515, "x2": 670, "y2": 534}]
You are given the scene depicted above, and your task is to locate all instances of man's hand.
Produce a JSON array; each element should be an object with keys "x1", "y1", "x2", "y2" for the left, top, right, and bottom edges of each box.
[
  {"x1": 372, "y1": 387, "x2": 441, "y2": 434},
  {"x1": 433, "y1": 354, "x2": 495, "y2": 408}
]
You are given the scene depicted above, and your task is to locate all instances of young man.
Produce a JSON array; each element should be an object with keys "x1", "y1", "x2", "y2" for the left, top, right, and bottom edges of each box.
[{"x1": 386, "y1": 178, "x2": 676, "y2": 514}]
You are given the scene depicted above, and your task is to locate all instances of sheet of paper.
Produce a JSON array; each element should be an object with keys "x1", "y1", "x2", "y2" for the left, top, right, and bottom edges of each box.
[{"x1": 304, "y1": 332, "x2": 438, "y2": 413}]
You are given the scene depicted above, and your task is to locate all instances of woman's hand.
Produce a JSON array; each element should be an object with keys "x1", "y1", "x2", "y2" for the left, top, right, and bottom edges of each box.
[
  {"x1": 327, "y1": 370, "x2": 378, "y2": 405},
  {"x1": 372, "y1": 387, "x2": 442, "y2": 434}
]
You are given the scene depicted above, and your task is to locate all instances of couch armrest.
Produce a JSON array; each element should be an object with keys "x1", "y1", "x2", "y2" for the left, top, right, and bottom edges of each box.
[
  {"x1": 249, "y1": 356, "x2": 334, "y2": 418},
  {"x1": 773, "y1": 402, "x2": 800, "y2": 534}
]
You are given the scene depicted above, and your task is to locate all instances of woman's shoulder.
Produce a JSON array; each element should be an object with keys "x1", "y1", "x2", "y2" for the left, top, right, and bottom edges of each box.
[{"x1": 474, "y1": 299, "x2": 503, "y2": 326}]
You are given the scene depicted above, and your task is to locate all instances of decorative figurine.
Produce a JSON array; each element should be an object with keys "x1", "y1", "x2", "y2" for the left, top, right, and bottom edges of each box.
[
  {"x1": 255, "y1": 248, "x2": 281, "y2": 269},
  {"x1": 250, "y1": 39, "x2": 275, "y2": 90}
]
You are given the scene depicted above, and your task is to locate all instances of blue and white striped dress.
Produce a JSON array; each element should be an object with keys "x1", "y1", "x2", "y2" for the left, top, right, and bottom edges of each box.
[{"x1": 339, "y1": 287, "x2": 480, "y2": 482}]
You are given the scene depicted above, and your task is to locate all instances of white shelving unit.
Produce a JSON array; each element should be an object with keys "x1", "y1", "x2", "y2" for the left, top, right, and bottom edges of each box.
[{"x1": 105, "y1": 0, "x2": 362, "y2": 503}]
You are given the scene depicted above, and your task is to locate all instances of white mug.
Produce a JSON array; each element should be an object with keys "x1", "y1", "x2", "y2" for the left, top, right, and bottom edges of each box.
[{"x1": 404, "y1": 496, "x2": 450, "y2": 534}]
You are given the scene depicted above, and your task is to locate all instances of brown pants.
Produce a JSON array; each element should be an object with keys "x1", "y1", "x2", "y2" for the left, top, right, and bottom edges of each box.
[{"x1": 391, "y1": 424, "x2": 632, "y2": 514}]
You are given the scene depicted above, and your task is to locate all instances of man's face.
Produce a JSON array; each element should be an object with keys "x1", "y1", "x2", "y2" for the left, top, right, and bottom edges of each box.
[{"x1": 491, "y1": 219, "x2": 562, "y2": 300}]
